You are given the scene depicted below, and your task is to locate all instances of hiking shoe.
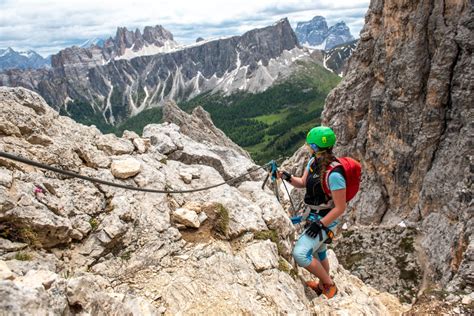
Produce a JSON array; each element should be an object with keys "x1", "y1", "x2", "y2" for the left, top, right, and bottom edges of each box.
[
  {"x1": 321, "y1": 283, "x2": 338, "y2": 299},
  {"x1": 305, "y1": 280, "x2": 323, "y2": 295}
]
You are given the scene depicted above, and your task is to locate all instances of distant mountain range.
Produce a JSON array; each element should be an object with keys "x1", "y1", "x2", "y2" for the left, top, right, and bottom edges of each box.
[
  {"x1": 0, "y1": 17, "x2": 357, "y2": 127},
  {"x1": 72, "y1": 15, "x2": 356, "y2": 54},
  {"x1": 294, "y1": 16, "x2": 355, "y2": 50},
  {"x1": 0, "y1": 47, "x2": 51, "y2": 71},
  {"x1": 0, "y1": 15, "x2": 356, "y2": 73},
  {"x1": 0, "y1": 19, "x2": 307, "y2": 124}
]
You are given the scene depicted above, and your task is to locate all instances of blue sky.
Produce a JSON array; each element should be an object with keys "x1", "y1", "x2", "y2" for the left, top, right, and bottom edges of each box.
[{"x1": 0, "y1": 0, "x2": 370, "y2": 56}]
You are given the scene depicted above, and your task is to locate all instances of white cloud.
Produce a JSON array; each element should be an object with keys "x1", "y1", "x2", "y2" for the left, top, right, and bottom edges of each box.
[{"x1": 0, "y1": 0, "x2": 369, "y2": 56}]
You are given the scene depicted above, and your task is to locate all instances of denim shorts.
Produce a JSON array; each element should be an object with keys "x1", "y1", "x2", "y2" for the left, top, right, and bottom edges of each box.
[{"x1": 292, "y1": 215, "x2": 338, "y2": 267}]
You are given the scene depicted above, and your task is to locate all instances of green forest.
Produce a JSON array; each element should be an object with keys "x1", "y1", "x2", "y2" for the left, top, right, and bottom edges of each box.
[{"x1": 65, "y1": 60, "x2": 340, "y2": 165}]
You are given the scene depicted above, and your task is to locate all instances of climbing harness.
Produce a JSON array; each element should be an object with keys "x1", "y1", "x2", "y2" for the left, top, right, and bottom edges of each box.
[
  {"x1": 0, "y1": 151, "x2": 267, "y2": 194},
  {"x1": 258, "y1": 158, "x2": 339, "y2": 244},
  {"x1": 291, "y1": 204, "x2": 335, "y2": 244}
]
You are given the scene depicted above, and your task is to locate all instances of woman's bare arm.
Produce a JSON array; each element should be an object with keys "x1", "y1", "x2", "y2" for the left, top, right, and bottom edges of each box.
[
  {"x1": 277, "y1": 168, "x2": 309, "y2": 188},
  {"x1": 320, "y1": 188, "x2": 346, "y2": 226}
]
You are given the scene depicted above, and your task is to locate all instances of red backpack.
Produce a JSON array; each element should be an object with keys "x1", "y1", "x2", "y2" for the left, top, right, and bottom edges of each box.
[{"x1": 322, "y1": 157, "x2": 361, "y2": 202}]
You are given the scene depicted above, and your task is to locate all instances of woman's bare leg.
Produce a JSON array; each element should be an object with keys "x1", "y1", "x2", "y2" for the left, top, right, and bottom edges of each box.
[
  {"x1": 305, "y1": 258, "x2": 333, "y2": 285},
  {"x1": 320, "y1": 258, "x2": 330, "y2": 274}
]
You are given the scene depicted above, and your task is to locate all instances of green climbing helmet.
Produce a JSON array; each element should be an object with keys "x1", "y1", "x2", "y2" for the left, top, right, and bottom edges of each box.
[{"x1": 306, "y1": 126, "x2": 336, "y2": 149}]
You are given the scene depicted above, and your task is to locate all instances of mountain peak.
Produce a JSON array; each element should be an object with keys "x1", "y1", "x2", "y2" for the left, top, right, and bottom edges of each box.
[
  {"x1": 311, "y1": 16, "x2": 326, "y2": 22},
  {"x1": 0, "y1": 47, "x2": 50, "y2": 70},
  {"x1": 142, "y1": 25, "x2": 174, "y2": 43},
  {"x1": 0, "y1": 47, "x2": 15, "y2": 55},
  {"x1": 274, "y1": 17, "x2": 290, "y2": 25},
  {"x1": 109, "y1": 24, "x2": 177, "y2": 56},
  {"x1": 329, "y1": 21, "x2": 351, "y2": 30},
  {"x1": 18, "y1": 50, "x2": 38, "y2": 58},
  {"x1": 295, "y1": 15, "x2": 354, "y2": 50}
]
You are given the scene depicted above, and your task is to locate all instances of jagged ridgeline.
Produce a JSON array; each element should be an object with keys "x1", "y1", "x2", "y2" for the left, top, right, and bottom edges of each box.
[{"x1": 0, "y1": 18, "x2": 342, "y2": 164}]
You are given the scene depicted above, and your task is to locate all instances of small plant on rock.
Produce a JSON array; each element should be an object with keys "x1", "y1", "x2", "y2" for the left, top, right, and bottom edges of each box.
[
  {"x1": 399, "y1": 236, "x2": 415, "y2": 252},
  {"x1": 15, "y1": 252, "x2": 32, "y2": 261},
  {"x1": 20, "y1": 227, "x2": 39, "y2": 247},
  {"x1": 278, "y1": 258, "x2": 298, "y2": 279},
  {"x1": 89, "y1": 218, "x2": 99, "y2": 231},
  {"x1": 254, "y1": 230, "x2": 278, "y2": 243},
  {"x1": 213, "y1": 203, "x2": 229, "y2": 238},
  {"x1": 120, "y1": 250, "x2": 132, "y2": 261},
  {"x1": 342, "y1": 230, "x2": 354, "y2": 238}
]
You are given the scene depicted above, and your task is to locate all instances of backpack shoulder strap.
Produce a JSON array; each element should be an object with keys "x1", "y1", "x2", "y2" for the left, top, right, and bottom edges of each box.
[{"x1": 322, "y1": 161, "x2": 342, "y2": 196}]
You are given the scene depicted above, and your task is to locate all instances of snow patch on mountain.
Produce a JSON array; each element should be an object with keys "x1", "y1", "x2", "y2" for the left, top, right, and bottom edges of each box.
[
  {"x1": 0, "y1": 48, "x2": 15, "y2": 57},
  {"x1": 18, "y1": 50, "x2": 35, "y2": 58},
  {"x1": 302, "y1": 39, "x2": 327, "y2": 51},
  {"x1": 212, "y1": 47, "x2": 309, "y2": 96},
  {"x1": 115, "y1": 40, "x2": 180, "y2": 60}
]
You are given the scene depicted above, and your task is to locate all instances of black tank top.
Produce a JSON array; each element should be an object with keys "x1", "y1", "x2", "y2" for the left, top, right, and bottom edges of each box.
[
  {"x1": 304, "y1": 157, "x2": 344, "y2": 206},
  {"x1": 304, "y1": 158, "x2": 328, "y2": 206}
]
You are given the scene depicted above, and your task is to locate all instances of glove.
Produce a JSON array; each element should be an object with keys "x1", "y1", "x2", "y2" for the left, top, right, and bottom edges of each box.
[
  {"x1": 281, "y1": 171, "x2": 292, "y2": 182},
  {"x1": 306, "y1": 220, "x2": 323, "y2": 239}
]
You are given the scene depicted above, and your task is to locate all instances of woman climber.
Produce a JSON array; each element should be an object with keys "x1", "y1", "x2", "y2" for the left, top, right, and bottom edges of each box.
[{"x1": 278, "y1": 126, "x2": 361, "y2": 299}]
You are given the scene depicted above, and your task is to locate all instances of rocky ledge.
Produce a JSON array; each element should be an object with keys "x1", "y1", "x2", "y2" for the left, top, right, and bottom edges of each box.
[{"x1": 0, "y1": 87, "x2": 406, "y2": 314}]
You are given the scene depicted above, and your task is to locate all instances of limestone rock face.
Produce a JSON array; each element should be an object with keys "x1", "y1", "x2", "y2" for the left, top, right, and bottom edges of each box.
[
  {"x1": 333, "y1": 225, "x2": 422, "y2": 304},
  {"x1": 143, "y1": 122, "x2": 183, "y2": 155},
  {"x1": 0, "y1": 279, "x2": 69, "y2": 315},
  {"x1": 309, "y1": 251, "x2": 408, "y2": 315},
  {"x1": 143, "y1": 120, "x2": 260, "y2": 181},
  {"x1": 318, "y1": 0, "x2": 472, "y2": 291},
  {"x1": 0, "y1": 87, "x2": 407, "y2": 315},
  {"x1": 162, "y1": 100, "x2": 251, "y2": 159}
]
